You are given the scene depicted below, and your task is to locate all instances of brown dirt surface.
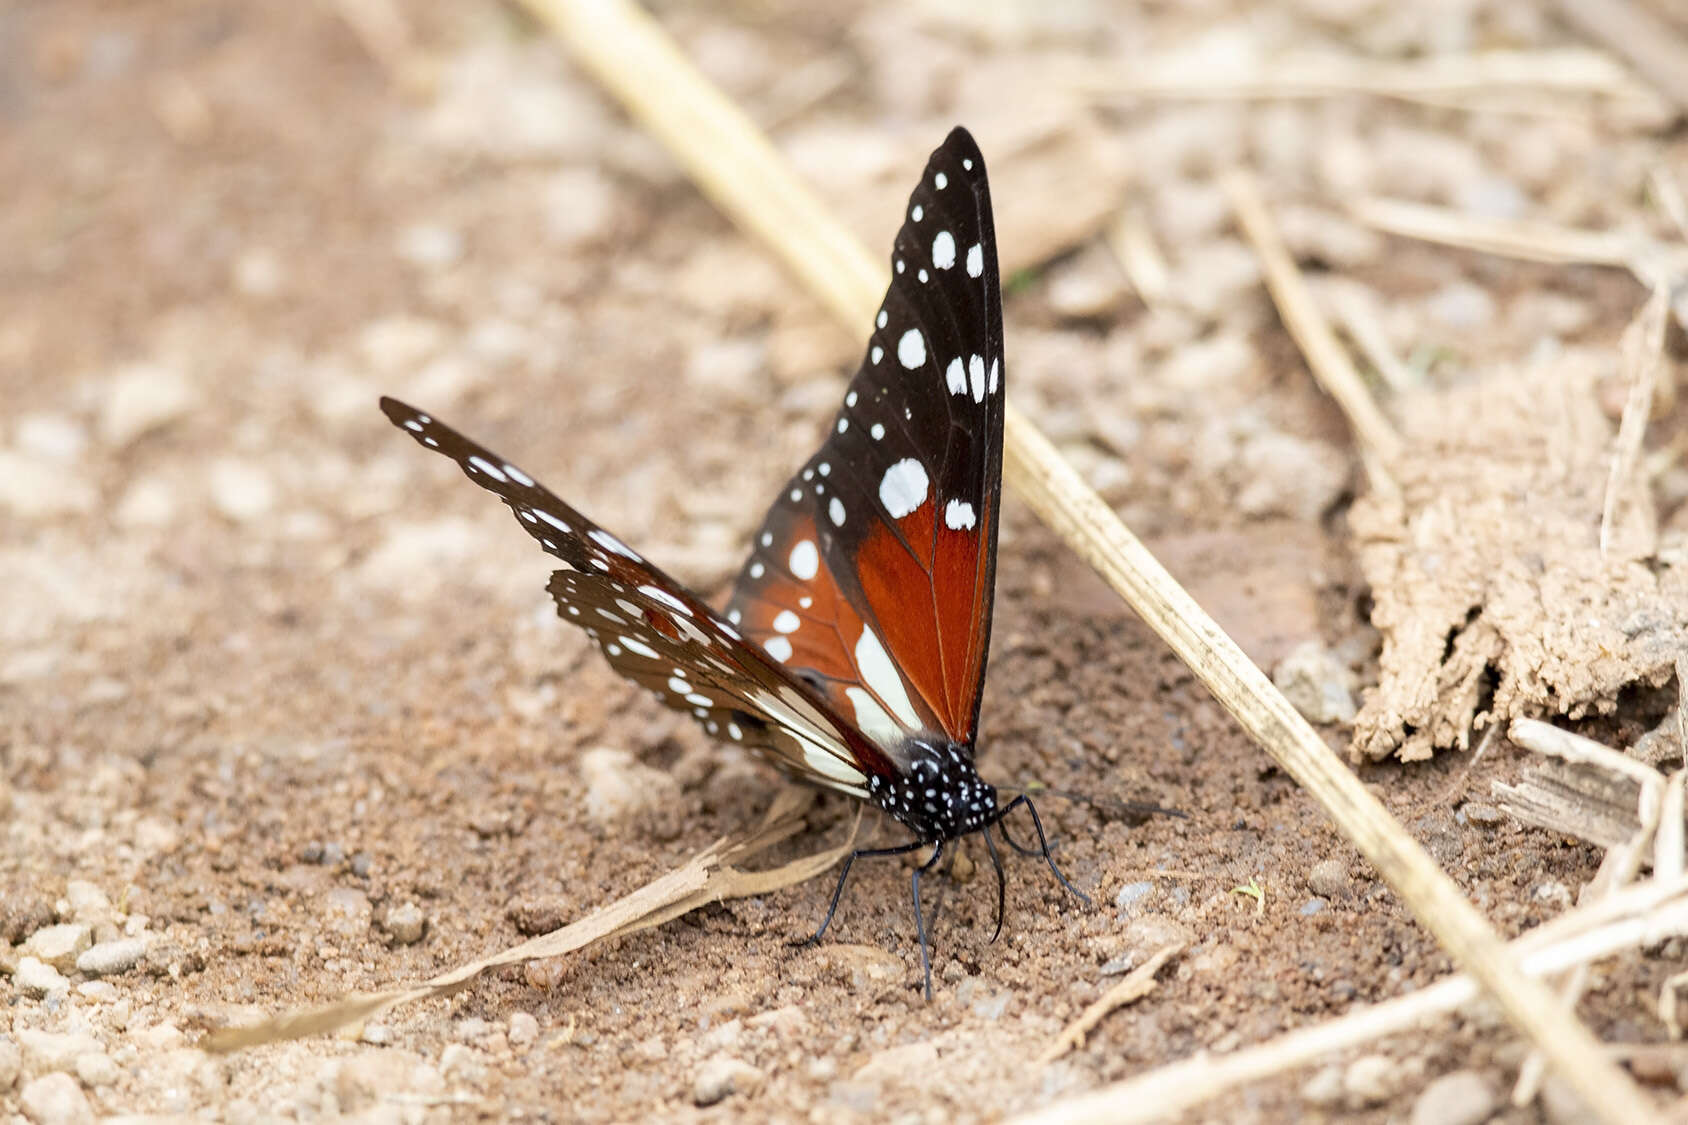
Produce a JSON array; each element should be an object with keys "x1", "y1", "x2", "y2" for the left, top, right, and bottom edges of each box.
[{"x1": 5, "y1": 2, "x2": 1688, "y2": 1123}]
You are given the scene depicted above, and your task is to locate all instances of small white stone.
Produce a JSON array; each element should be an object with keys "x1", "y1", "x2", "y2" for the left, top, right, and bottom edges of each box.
[
  {"x1": 395, "y1": 223, "x2": 464, "y2": 269},
  {"x1": 99, "y1": 362, "x2": 199, "y2": 448},
  {"x1": 63, "y1": 881, "x2": 111, "y2": 926},
  {"x1": 693, "y1": 1055, "x2": 765, "y2": 1106},
  {"x1": 23, "y1": 923, "x2": 91, "y2": 972},
  {"x1": 1342, "y1": 1054, "x2": 1402, "y2": 1107},
  {"x1": 18, "y1": 1072, "x2": 93, "y2": 1125},
  {"x1": 209, "y1": 459, "x2": 277, "y2": 523},
  {"x1": 509, "y1": 1012, "x2": 540, "y2": 1046},
  {"x1": 15, "y1": 414, "x2": 87, "y2": 462},
  {"x1": 15, "y1": 956, "x2": 68, "y2": 998},
  {"x1": 73, "y1": 1052, "x2": 119, "y2": 1088},
  {"x1": 1411, "y1": 1070, "x2": 1498, "y2": 1125},
  {"x1": 231, "y1": 246, "x2": 285, "y2": 298},
  {"x1": 76, "y1": 938, "x2": 147, "y2": 977}
]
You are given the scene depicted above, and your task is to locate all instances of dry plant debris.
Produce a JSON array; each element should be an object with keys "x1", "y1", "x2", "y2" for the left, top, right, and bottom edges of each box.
[{"x1": 1350, "y1": 338, "x2": 1688, "y2": 761}]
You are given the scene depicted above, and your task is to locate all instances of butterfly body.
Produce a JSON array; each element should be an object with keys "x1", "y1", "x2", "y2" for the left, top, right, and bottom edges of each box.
[{"x1": 382, "y1": 127, "x2": 1083, "y2": 997}]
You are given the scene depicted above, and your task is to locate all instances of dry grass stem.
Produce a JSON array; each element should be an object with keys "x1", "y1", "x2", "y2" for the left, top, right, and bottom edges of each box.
[
  {"x1": 508, "y1": 2, "x2": 1662, "y2": 1119},
  {"x1": 204, "y1": 791, "x2": 854, "y2": 1051},
  {"x1": 1224, "y1": 171, "x2": 1402, "y2": 473},
  {"x1": 1602, "y1": 285, "x2": 1670, "y2": 557},
  {"x1": 1038, "y1": 944, "x2": 1184, "y2": 1063},
  {"x1": 1076, "y1": 47, "x2": 1660, "y2": 114},
  {"x1": 1551, "y1": 0, "x2": 1688, "y2": 114},
  {"x1": 1105, "y1": 207, "x2": 1173, "y2": 307},
  {"x1": 1320, "y1": 280, "x2": 1418, "y2": 395},
  {"x1": 1350, "y1": 196, "x2": 1688, "y2": 315}
]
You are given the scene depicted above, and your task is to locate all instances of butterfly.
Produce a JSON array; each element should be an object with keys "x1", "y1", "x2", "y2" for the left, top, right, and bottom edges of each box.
[{"x1": 380, "y1": 126, "x2": 1083, "y2": 998}]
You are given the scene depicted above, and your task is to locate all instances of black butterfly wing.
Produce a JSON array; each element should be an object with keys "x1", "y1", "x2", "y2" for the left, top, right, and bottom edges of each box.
[
  {"x1": 379, "y1": 397, "x2": 898, "y2": 795},
  {"x1": 726, "y1": 127, "x2": 1005, "y2": 755}
]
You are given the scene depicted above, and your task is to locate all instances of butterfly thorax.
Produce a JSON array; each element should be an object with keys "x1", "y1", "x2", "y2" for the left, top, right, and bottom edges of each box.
[{"x1": 865, "y1": 739, "x2": 998, "y2": 843}]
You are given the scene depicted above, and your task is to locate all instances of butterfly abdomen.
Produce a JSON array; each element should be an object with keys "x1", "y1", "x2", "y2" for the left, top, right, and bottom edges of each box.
[{"x1": 866, "y1": 739, "x2": 997, "y2": 843}]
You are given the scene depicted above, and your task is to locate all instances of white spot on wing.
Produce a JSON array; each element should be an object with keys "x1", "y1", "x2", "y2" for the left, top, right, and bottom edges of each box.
[
  {"x1": 504, "y1": 464, "x2": 535, "y2": 487},
  {"x1": 845, "y1": 686, "x2": 907, "y2": 749},
  {"x1": 590, "y1": 529, "x2": 640, "y2": 560},
  {"x1": 945, "y1": 499, "x2": 977, "y2": 530},
  {"x1": 871, "y1": 345, "x2": 883, "y2": 364},
  {"x1": 969, "y1": 354, "x2": 986, "y2": 403},
  {"x1": 932, "y1": 230, "x2": 956, "y2": 269},
  {"x1": 467, "y1": 456, "x2": 508, "y2": 482},
  {"x1": 772, "y1": 610, "x2": 800, "y2": 634},
  {"x1": 876, "y1": 310, "x2": 887, "y2": 329},
  {"x1": 911, "y1": 204, "x2": 923, "y2": 221},
  {"x1": 966, "y1": 243, "x2": 983, "y2": 278},
  {"x1": 639, "y1": 585, "x2": 692, "y2": 616},
  {"x1": 788, "y1": 539, "x2": 818, "y2": 580},
  {"x1": 897, "y1": 329, "x2": 925, "y2": 369},
  {"x1": 934, "y1": 171, "x2": 948, "y2": 189},
  {"x1": 879, "y1": 458, "x2": 930, "y2": 519},
  {"x1": 945, "y1": 356, "x2": 965, "y2": 396},
  {"x1": 871, "y1": 423, "x2": 885, "y2": 440},
  {"x1": 989, "y1": 356, "x2": 1000, "y2": 394},
  {"x1": 854, "y1": 625, "x2": 923, "y2": 730},
  {"x1": 764, "y1": 635, "x2": 793, "y2": 662},
  {"x1": 621, "y1": 635, "x2": 658, "y2": 659},
  {"x1": 536, "y1": 509, "x2": 571, "y2": 533},
  {"x1": 828, "y1": 497, "x2": 845, "y2": 526}
]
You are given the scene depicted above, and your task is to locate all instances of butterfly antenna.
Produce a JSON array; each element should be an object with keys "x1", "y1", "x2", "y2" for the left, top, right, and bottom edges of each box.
[
  {"x1": 992, "y1": 794, "x2": 1091, "y2": 907},
  {"x1": 980, "y1": 824, "x2": 1008, "y2": 943},
  {"x1": 995, "y1": 783, "x2": 1186, "y2": 823},
  {"x1": 910, "y1": 839, "x2": 946, "y2": 1001}
]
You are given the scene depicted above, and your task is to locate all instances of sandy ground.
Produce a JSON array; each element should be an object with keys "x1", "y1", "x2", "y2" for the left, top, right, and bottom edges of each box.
[{"x1": 5, "y1": 1, "x2": 1688, "y2": 1122}]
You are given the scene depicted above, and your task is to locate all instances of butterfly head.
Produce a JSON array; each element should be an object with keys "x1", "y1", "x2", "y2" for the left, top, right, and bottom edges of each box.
[{"x1": 866, "y1": 738, "x2": 998, "y2": 844}]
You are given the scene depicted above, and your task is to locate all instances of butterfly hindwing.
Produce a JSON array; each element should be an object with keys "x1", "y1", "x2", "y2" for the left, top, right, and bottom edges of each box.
[
  {"x1": 727, "y1": 127, "x2": 1005, "y2": 753},
  {"x1": 378, "y1": 397, "x2": 898, "y2": 795}
]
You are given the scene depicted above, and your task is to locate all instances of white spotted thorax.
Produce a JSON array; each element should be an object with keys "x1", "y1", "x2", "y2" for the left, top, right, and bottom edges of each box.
[{"x1": 867, "y1": 739, "x2": 999, "y2": 842}]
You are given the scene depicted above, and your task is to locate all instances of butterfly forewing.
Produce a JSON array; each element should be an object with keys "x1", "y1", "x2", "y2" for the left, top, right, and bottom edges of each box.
[
  {"x1": 378, "y1": 397, "x2": 898, "y2": 795},
  {"x1": 727, "y1": 127, "x2": 1005, "y2": 753}
]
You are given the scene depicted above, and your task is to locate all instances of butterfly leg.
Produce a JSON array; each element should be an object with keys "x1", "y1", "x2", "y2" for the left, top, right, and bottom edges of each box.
[
  {"x1": 996, "y1": 795, "x2": 1047, "y2": 857},
  {"x1": 910, "y1": 839, "x2": 947, "y2": 1001},
  {"x1": 1017, "y1": 796, "x2": 1091, "y2": 907},
  {"x1": 980, "y1": 825, "x2": 1008, "y2": 943},
  {"x1": 792, "y1": 838, "x2": 928, "y2": 950}
]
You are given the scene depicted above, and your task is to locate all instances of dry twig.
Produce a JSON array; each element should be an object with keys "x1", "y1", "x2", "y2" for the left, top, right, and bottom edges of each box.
[
  {"x1": 1551, "y1": 0, "x2": 1688, "y2": 115},
  {"x1": 1601, "y1": 285, "x2": 1670, "y2": 558},
  {"x1": 1038, "y1": 944, "x2": 1184, "y2": 1063},
  {"x1": 1224, "y1": 171, "x2": 1403, "y2": 474},
  {"x1": 1076, "y1": 47, "x2": 1663, "y2": 116}
]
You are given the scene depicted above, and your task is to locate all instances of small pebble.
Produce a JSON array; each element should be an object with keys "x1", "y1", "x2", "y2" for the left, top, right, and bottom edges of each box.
[
  {"x1": 1411, "y1": 1070, "x2": 1498, "y2": 1125},
  {"x1": 1274, "y1": 642, "x2": 1357, "y2": 725},
  {"x1": 1301, "y1": 1065, "x2": 1344, "y2": 1107},
  {"x1": 1462, "y1": 802, "x2": 1505, "y2": 826},
  {"x1": 18, "y1": 1072, "x2": 93, "y2": 1125},
  {"x1": 693, "y1": 1055, "x2": 765, "y2": 1106},
  {"x1": 508, "y1": 1012, "x2": 539, "y2": 1047},
  {"x1": 1307, "y1": 859, "x2": 1352, "y2": 899},
  {"x1": 76, "y1": 938, "x2": 147, "y2": 977},
  {"x1": 73, "y1": 1052, "x2": 119, "y2": 1088},
  {"x1": 99, "y1": 362, "x2": 198, "y2": 448},
  {"x1": 395, "y1": 224, "x2": 464, "y2": 269},
  {"x1": 382, "y1": 903, "x2": 426, "y2": 945},
  {"x1": 1343, "y1": 1054, "x2": 1401, "y2": 1107},
  {"x1": 63, "y1": 882, "x2": 112, "y2": 927},
  {"x1": 1114, "y1": 880, "x2": 1153, "y2": 910},
  {"x1": 16, "y1": 956, "x2": 69, "y2": 998},
  {"x1": 208, "y1": 459, "x2": 277, "y2": 523},
  {"x1": 0, "y1": 1036, "x2": 21, "y2": 1088},
  {"x1": 350, "y1": 852, "x2": 373, "y2": 878},
  {"x1": 1300, "y1": 898, "x2": 1327, "y2": 916}
]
